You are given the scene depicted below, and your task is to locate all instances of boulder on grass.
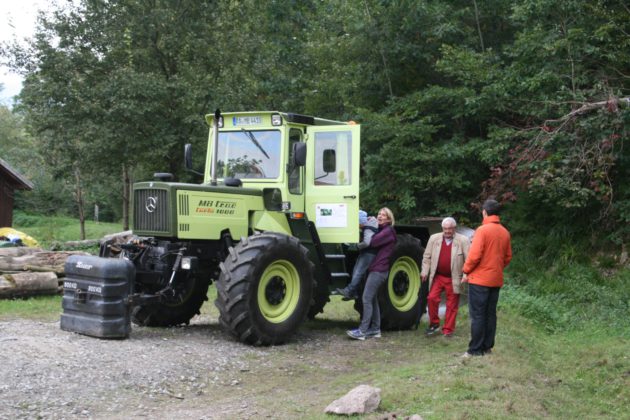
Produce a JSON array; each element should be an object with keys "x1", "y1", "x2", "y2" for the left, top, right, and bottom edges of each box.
[{"x1": 325, "y1": 384, "x2": 381, "y2": 415}]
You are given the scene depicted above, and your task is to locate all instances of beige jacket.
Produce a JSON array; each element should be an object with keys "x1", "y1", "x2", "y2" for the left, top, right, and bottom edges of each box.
[{"x1": 421, "y1": 232, "x2": 471, "y2": 294}]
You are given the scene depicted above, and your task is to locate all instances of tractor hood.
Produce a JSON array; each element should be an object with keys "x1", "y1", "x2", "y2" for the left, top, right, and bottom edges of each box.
[{"x1": 133, "y1": 181, "x2": 263, "y2": 239}]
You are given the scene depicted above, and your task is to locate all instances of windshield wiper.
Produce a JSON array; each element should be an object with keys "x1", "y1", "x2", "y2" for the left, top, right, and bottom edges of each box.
[{"x1": 241, "y1": 129, "x2": 270, "y2": 159}]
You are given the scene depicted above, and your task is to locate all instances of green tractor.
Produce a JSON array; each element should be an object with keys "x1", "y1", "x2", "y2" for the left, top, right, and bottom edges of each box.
[{"x1": 102, "y1": 110, "x2": 435, "y2": 345}]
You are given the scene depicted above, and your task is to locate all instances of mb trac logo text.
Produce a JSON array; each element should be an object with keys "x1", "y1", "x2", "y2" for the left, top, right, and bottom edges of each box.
[{"x1": 196, "y1": 199, "x2": 237, "y2": 215}]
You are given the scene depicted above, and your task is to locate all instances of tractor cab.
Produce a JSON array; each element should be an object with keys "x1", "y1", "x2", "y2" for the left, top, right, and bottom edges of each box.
[{"x1": 198, "y1": 111, "x2": 361, "y2": 244}]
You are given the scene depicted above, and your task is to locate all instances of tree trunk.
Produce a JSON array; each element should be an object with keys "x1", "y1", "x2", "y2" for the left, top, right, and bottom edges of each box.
[
  {"x1": 362, "y1": 0, "x2": 394, "y2": 100},
  {"x1": 122, "y1": 163, "x2": 130, "y2": 231},
  {"x1": 472, "y1": 0, "x2": 485, "y2": 53},
  {"x1": 74, "y1": 165, "x2": 86, "y2": 240}
]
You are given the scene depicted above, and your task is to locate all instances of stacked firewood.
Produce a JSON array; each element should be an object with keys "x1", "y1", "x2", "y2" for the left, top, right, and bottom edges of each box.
[{"x1": 0, "y1": 231, "x2": 132, "y2": 298}]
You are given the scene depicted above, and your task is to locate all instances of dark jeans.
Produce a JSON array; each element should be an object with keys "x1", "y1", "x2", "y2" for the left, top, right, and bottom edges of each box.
[
  {"x1": 467, "y1": 283, "x2": 501, "y2": 355},
  {"x1": 358, "y1": 271, "x2": 388, "y2": 333}
]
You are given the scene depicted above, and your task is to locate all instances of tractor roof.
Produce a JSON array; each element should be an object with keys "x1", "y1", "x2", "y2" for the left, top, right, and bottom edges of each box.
[{"x1": 205, "y1": 111, "x2": 354, "y2": 127}]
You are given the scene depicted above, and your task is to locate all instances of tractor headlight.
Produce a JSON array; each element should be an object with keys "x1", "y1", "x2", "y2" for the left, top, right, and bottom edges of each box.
[
  {"x1": 271, "y1": 114, "x2": 282, "y2": 126},
  {"x1": 217, "y1": 116, "x2": 224, "y2": 128},
  {"x1": 181, "y1": 256, "x2": 198, "y2": 270}
]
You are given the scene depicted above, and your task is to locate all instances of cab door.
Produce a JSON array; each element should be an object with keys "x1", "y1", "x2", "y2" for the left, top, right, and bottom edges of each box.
[
  {"x1": 286, "y1": 126, "x2": 305, "y2": 212},
  {"x1": 304, "y1": 124, "x2": 360, "y2": 243}
]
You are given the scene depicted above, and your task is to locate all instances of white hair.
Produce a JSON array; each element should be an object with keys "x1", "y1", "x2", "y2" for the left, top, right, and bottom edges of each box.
[{"x1": 441, "y1": 217, "x2": 457, "y2": 228}]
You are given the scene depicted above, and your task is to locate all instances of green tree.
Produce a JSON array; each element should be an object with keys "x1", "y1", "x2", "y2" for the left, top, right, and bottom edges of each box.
[
  {"x1": 4, "y1": 0, "x2": 324, "y2": 229},
  {"x1": 475, "y1": 0, "x2": 630, "y2": 242}
]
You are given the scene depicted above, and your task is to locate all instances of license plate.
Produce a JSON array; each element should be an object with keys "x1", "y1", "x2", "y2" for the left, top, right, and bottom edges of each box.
[{"x1": 233, "y1": 116, "x2": 262, "y2": 126}]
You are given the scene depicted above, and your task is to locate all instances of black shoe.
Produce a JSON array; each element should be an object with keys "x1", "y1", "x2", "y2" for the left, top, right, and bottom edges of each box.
[{"x1": 424, "y1": 324, "x2": 440, "y2": 336}]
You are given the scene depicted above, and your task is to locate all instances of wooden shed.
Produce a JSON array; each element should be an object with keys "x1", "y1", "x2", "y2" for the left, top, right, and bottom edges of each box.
[{"x1": 0, "y1": 157, "x2": 33, "y2": 227}]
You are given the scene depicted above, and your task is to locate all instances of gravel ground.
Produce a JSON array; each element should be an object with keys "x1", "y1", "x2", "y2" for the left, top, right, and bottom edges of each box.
[
  {"x1": 0, "y1": 315, "x2": 269, "y2": 419},
  {"x1": 0, "y1": 307, "x2": 449, "y2": 420}
]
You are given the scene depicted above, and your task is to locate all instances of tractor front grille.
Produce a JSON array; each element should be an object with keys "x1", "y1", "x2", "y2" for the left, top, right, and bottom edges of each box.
[{"x1": 133, "y1": 188, "x2": 171, "y2": 234}]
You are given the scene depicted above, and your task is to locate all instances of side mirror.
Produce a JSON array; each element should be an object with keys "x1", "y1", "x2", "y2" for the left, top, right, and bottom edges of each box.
[
  {"x1": 184, "y1": 143, "x2": 204, "y2": 176},
  {"x1": 184, "y1": 144, "x2": 193, "y2": 170},
  {"x1": 323, "y1": 149, "x2": 336, "y2": 173},
  {"x1": 292, "y1": 142, "x2": 306, "y2": 167}
]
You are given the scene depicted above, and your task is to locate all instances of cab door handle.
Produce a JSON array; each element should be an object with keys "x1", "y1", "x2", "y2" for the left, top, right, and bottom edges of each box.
[{"x1": 343, "y1": 195, "x2": 357, "y2": 199}]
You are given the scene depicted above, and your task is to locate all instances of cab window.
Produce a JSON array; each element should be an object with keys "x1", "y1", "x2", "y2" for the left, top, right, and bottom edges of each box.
[
  {"x1": 288, "y1": 128, "x2": 303, "y2": 194},
  {"x1": 216, "y1": 130, "x2": 281, "y2": 179},
  {"x1": 314, "y1": 131, "x2": 352, "y2": 186}
]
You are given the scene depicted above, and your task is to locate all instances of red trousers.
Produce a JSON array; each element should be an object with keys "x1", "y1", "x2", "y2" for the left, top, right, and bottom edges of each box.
[{"x1": 427, "y1": 274, "x2": 460, "y2": 335}]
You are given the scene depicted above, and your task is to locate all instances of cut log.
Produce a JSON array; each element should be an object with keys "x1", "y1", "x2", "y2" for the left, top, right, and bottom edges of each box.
[
  {"x1": 63, "y1": 239, "x2": 100, "y2": 248},
  {"x1": 0, "y1": 272, "x2": 59, "y2": 298},
  {"x1": 0, "y1": 250, "x2": 90, "y2": 275},
  {"x1": 0, "y1": 247, "x2": 42, "y2": 258},
  {"x1": 100, "y1": 231, "x2": 133, "y2": 245},
  {"x1": 98, "y1": 231, "x2": 134, "y2": 257}
]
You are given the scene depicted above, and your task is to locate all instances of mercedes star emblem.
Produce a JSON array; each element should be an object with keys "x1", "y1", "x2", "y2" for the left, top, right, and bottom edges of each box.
[{"x1": 145, "y1": 196, "x2": 158, "y2": 213}]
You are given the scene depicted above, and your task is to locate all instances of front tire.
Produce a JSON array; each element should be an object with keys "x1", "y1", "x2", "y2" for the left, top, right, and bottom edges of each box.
[
  {"x1": 132, "y1": 272, "x2": 210, "y2": 327},
  {"x1": 215, "y1": 232, "x2": 314, "y2": 345}
]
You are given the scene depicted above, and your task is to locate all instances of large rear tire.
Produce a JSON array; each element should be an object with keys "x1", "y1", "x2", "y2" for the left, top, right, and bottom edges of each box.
[
  {"x1": 215, "y1": 232, "x2": 314, "y2": 345},
  {"x1": 131, "y1": 272, "x2": 210, "y2": 327},
  {"x1": 379, "y1": 234, "x2": 425, "y2": 330}
]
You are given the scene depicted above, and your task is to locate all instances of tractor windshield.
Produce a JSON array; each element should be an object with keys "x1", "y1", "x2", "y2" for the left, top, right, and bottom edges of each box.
[{"x1": 216, "y1": 130, "x2": 281, "y2": 179}]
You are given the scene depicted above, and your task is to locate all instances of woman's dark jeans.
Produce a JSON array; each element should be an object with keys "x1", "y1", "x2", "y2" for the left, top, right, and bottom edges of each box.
[{"x1": 359, "y1": 271, "x2": 388, "y2": 333}]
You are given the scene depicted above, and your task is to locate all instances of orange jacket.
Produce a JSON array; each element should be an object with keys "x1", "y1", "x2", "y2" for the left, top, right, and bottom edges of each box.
[{"x1": 463, "y1": 215, "x2": 512, "y2": 288}]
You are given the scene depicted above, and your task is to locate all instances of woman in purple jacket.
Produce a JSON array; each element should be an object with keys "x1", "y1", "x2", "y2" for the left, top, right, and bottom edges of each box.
[{"x1": 347, "y1": 207, "x2": 397, "y2": 340}]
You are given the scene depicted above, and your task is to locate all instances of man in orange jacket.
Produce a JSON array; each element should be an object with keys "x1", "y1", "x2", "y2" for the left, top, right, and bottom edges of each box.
[{"x1": 462, "y1": 199, "x2": 512, "y2": 356}]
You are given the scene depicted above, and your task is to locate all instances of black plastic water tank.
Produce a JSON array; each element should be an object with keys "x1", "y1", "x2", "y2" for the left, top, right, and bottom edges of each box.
[{"x1": 60, "y1": 255, "x2": 135, "y2": 338}]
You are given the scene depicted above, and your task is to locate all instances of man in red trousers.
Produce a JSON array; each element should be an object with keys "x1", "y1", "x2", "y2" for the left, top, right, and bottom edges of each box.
[{"x1": 421, "y1": 217, "x2": 470, "y2": 337}]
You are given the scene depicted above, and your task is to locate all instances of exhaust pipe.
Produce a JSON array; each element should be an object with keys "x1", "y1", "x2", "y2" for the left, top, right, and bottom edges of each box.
[{"x1": 210, "y1": 109, "x2": 221, "y2": 186}]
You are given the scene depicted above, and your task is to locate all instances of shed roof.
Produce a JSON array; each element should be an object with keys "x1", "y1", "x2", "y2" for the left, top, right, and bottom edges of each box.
[{"x1": 0, "y1": 157, "x2": 34, "y2": 190}]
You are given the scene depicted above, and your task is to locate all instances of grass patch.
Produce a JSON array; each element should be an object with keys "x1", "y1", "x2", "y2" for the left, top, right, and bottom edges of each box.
[
  {"x1": 275, "y1": 308, "x2": 629, "y2": 419},
  {"x1": 219, "y1": 302, "x2": 629, "y2": 419},
  {"x1": 12, "y1": 211, "x2": 124, "y2": 249},
  {"x1": 201, "y1": 290, "x2": 629, "y2": 418},
  {"x1": 2, "y1": 288, "x2": 628, "y2": 418},
  {"x1": 0, "y1": 295, "x2": 61, "y2": 321},
  {"x1": 503, "y1": 260, "x2": 630, "y2": 335},
  {"x1": 3, "y1": 214, "x2": 628, "y2": 417}
]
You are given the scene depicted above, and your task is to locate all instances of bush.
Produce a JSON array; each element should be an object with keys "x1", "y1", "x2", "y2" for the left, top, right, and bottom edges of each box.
[
  {"x1": 501, "y1": 285, "x2": 571, "y2": 332},
  {"x1": 11, "y1": 211, "x2": 42, "y2": 228},
  {"x1": 504, "y1": 245, "x2": 630, "y2": 334}
]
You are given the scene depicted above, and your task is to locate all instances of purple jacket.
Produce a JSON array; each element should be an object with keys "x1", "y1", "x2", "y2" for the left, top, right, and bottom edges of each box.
[{"x1": 368, "y1": 224, "x2": 397, "y2": 273}]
